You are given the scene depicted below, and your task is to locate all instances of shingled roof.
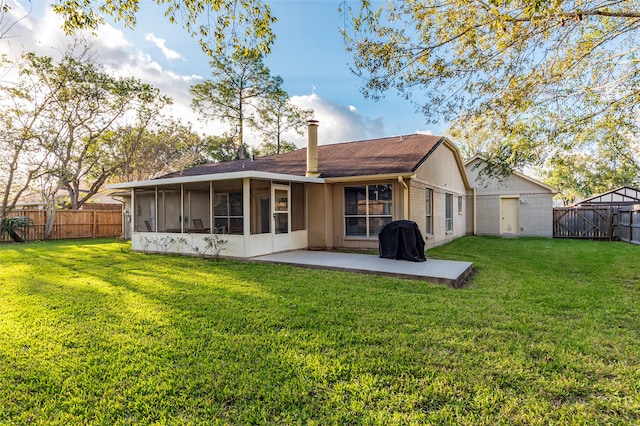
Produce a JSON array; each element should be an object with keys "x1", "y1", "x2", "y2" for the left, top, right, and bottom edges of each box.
[{"x1": 160, "y1": 134, "x2": 444, "y2": 179}]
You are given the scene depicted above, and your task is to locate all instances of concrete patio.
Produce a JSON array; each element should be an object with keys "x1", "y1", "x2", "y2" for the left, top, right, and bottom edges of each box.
[{"x1": 251, "y1": 250, "x2": 473, "y2": 287}]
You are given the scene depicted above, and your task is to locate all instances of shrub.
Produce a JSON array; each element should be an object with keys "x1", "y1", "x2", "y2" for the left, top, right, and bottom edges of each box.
[{"x1": 1, "y1": 216, "x2": 34, "y2": 243}]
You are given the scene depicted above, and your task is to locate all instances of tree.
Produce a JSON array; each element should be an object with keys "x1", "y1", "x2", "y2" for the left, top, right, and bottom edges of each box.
[
  {"x1": 0, "y1": 55, "x2": 54, "y2": 223},
  {"x1": 1, "y1": 0, "x2": 31, "y2": 41},
  {"x1": 202, "y1": 133, "x2": 249, "y2": 163},
  {"x1": 106, "y1": 120, "x2": 207, "y2": 183},
  {"x1": 0, "y1": 111, "x2": 50, "y2": 223},
  {"x1": 254, "y1": 88, "x2": 313, "y2": 154},
  {"x1": 253, "y1": 140, "x2": 298, "y2": 157},
  {"x1": 50, "y1": 0, "x2": 276, "y2": 57},
  {"x1": 190, "y1": 50, "x2": 282, "y2": 159},
  {"x1": 447, "y1": 115, "x2": 506, "y2": 160},
  {"x1": 542, "y1": 137, "x2": 640, "y2": 205},
  {"x1": 11, "y1": 47, "x2": 170, "y2": 210},
  {"x1": 343, "y1": 1, "x2": 640, "y2": 171}
]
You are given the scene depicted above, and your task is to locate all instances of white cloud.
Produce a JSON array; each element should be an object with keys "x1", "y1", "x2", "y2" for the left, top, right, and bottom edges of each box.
[
  {"x1": 286, "y1": 94, "x2": 386, "y2": 147},
  {"x1": 144, "y1": 33, "x2": 182, "y2": 60},
  {"x1": 0, "y1": 4, "x2": 395, "y2": 146},
  {"x1": 0, "y1": 4, "x2": 208, "y2": 132}
]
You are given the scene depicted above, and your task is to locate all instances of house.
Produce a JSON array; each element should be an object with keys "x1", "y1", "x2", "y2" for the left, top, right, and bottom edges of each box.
[
  {"x1": 572, "y1": 186, "x2": 640, "y2": 207},
  {"x1": 465, "y1": 155, "x2": 558, "y2": 237},
  {"x1": 9, "y1": 185, "x2": 121, "y2": 211},
  {"x1": 108, "y1": 121, "x2": 474, "y2": 257},
  {"x1": 552, "y1": 186, "x2": 640, "y2": 242}
]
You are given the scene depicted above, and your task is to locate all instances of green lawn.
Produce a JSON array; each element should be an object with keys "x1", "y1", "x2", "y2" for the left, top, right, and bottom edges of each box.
[{"x1": 1, "y1": 237, "x2": 639, "y2": 425}]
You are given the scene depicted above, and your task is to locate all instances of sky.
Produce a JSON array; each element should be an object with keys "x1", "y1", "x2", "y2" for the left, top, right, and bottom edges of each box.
[{"x1": 1, "y1": 0, "x2": 442, "y2": 149}]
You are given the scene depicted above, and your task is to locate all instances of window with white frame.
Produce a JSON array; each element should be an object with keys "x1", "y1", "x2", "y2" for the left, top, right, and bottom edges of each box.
[
  {"x1": 458, "y1": 195, "x2": 463, "y2": 215},
  {"x1": 445, "y1": 193, "x2": 453, "y2": 232},
  {"x1": 425, "y1": 188, "x2": 433, "y2": 235},
  {"x1": 344, "y1": 184, "x2": 392, "y2": 238}
]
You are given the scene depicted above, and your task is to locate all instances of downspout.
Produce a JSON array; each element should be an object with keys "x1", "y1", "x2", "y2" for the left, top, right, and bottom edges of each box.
[{"x1": 398, "y1": 176, "x2": 409, "y2": 220}]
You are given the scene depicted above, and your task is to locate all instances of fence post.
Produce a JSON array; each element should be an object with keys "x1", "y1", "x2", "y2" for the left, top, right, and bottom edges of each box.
[
  {"x1": 632, "y1": 206, "x2": 636, "y2": 244},
  {"x1": 609, "y1": 207, "x2": 614, "y2": 241}
]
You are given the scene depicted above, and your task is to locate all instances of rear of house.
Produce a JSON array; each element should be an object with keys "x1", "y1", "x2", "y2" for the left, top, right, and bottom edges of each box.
[{"x1": 109, "y1": 122, "x2": 474, "y2": 257}]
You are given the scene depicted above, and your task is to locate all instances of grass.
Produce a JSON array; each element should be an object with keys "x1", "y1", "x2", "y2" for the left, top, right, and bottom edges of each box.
[{"x1": 0, "y1": 236, "x2": 639, "y2": 425}]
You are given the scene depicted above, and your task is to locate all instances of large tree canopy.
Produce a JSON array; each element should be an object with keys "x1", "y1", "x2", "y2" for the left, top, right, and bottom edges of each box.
[
  {"x1": 23, "y1": 50, "x2": 170, "y2": 210},
  {"x1": 51, "y1": 0, "x2": 276, "y2": 56},
  {"x1": 343, "y1": 0, "x2": 640, "y2": 172},
  {"x1": 0, "y1": 46, "x2": 171, "y2": 216}
]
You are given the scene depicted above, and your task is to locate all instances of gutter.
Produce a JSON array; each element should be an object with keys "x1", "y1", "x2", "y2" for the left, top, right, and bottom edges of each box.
[
  {"x1": 107, "y1": 170, "x2": 325, "y2": 190},
  {"x1": 324, "y1": 172, "x2": 414, "y2": 184}
]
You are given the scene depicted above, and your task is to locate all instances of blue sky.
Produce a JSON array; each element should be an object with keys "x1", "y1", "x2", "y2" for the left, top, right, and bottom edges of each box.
[{"x1": 2, "y1": 0, "x2": 441, "y2": 148}]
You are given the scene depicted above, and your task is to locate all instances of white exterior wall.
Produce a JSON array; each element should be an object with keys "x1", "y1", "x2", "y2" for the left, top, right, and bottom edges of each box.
[{"x1": 129, "y1": 178, "x2": 308, "y2": 258}]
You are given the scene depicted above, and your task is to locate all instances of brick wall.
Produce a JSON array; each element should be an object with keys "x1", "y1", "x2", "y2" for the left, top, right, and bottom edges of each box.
[
  {"x1": 519, "y1": 193, "x2": 553, "y2": 237},
  {"x1": 409, "y1": 180, "x2": 468, "y2": 249},
  {"x1": 475, "y1": 195, "x2": 500, "y2": 235},
  {"x1": 474, "y1": 193, "x2": 553, "y2": 237}
]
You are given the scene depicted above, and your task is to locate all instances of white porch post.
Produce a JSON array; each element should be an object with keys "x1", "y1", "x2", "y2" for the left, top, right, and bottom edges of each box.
[
  {"x1": 154, "y1": 186, "x2": 158, "y2": 231},
  {"x1": 209, "y1": 181, "x2": 214, "y2": 231},
  {"x1": 131, "y1": 189, "x2": 136, "y2": 233},
  {"x1": 242, "y1": 177, "x2": 251, "y2": 256},
  {"x1": 180, "y1": 184, "x2": 184, "y2": 232}
]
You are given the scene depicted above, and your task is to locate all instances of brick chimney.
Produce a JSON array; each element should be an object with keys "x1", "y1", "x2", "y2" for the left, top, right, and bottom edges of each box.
[{"x1": 306, "y1": 119, "x2": 320, "y2": 178}]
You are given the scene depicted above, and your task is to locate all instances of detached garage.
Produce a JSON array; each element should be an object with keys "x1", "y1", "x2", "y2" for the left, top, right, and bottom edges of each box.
[{"x1": 466, "y1": 156, "x2": 558, "y2": 237}]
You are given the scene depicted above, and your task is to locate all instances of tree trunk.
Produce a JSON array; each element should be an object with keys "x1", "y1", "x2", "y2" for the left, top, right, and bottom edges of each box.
[{"x1": 44, "y1": 207, "x2": 56, "y2": 240}]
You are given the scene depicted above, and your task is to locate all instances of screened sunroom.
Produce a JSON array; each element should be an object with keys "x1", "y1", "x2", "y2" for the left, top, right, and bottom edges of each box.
[{"x1": 113, "y1": 172, "x2": 321, "y2": 258}]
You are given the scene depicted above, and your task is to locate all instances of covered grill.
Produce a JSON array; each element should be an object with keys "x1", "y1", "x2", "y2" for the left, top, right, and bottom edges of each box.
[{"x1": 378, "y1": 220, "x2": 426, "y2": 262}]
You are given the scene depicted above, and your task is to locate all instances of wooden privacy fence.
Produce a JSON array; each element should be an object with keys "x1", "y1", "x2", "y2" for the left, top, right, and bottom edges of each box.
[
  {"x1": 2, "y1": 209, "x2": 122, "y2": 242},
  {"x1": 553, "y1": 205, "x2": 640, "y2": 244},
  {"x1": 553, "y1": 206, "x2": 617, "y2": 240},
  {"x1": 618, "y1": 205, "x2": 640, "y2": 245}
]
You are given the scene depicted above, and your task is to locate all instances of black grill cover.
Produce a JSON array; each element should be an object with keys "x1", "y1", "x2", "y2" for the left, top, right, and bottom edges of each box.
[{"x1": 378, "y1": 220, "x2": 427, "y2": 262}]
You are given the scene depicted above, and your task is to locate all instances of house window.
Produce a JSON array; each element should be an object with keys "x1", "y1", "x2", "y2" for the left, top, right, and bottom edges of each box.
[
  {"x1": 458, "y1": 195, "x2": 463, "y2": 215},
  {"x1": 425, "y1": 188, "x2": 433, "y2": 235},
  {"x1": 445, "y1": 193, "x2": 453, "y2": 232},
  {"x1": 344, "y1": 184, "x2": 392, "y2": 238}
]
